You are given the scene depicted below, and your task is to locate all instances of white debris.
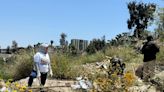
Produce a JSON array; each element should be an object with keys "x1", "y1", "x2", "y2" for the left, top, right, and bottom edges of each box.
[
  {"x1": 102, "y1": 64, "x2": 108, "y2": 69},
  {"x1": 71, "y1": 84, "x2": 81, "y2": 89},
  {"x1": 79, "y1": 80, "x2": 89, "y2": 89},
  {"x1": 0, "y1": 87, "x2": 7, "y2": 92},
  {"x1": 71, "y1": 77, "x2": 92, "y2": 90},
  {"x1": 76, "y1": 76, "x2": 82, "y2": 81}
]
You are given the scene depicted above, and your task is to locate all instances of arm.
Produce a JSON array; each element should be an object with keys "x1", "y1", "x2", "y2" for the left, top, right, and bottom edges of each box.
[
  {"x1": 49, "y1": 63, "x2": 53, "y2": 77},
  {"x1": 47, "y1": 54, "x2": 53, "y2": 77},
  {"x1": 34, "y1": 53, "x2": 41, "y2": 77},
  {"x1": 141, "y1": 42, "x2": 147, "y2": 54},
  {"x1": 154, "y1": 43, "x2": 159, "y2": 53},
  {"x1": 151, "y1": 41, "x2": 160, "y2": 53},
  {"x1": 35, "y1": 62, "x2": 41, "y2": 77},
  {"x1": 141, "y1": 45, "x2": 145, "y2": 54}
]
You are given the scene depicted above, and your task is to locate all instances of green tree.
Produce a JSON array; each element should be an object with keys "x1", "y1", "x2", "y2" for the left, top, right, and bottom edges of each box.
[
  {"x1": 27, "y1": 45, "x2": 33, "y2": 50},
  {"x1": 69, "y1": 44, "x2": 77, "y2": 55},
  {"x1": 86, "y1": 37, "x2": 106, "y2": 54},
  {"x1": 11, "y1": 40, "x2": 18, "y2": 53},
  {"x1": 127, "y1": 1, "x2": 156, "y2": 38}
]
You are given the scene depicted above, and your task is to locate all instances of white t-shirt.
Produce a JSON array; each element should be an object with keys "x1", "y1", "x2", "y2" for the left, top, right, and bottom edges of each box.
[{"x1": 34, "y1": 52, "x2": 50, "y2": 73}]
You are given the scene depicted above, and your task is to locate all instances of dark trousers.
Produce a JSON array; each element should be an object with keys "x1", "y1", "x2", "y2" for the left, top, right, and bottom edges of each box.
[{"x1": 28, "y1": 72, "x2": 48, "y2": 87}]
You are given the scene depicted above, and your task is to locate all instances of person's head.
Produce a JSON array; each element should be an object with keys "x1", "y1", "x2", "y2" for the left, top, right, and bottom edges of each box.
[
  {"x1": 39, "y1": 43, "x2": 49, "y2": 54},
  {"x1": 146, "y1": 35, "x2": 153, "y2": 41}
]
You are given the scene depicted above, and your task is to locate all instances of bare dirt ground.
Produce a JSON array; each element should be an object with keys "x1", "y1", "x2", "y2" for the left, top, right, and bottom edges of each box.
[{"x1": 17, "y1": 77, "x2": 75, "y2": 92}]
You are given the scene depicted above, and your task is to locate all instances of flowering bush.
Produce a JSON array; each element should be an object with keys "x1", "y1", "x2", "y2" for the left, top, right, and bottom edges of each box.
[
  {"x1": 0, "y1": 79, "x2": 32, "y2": 92},
  {"x1": 91, "y1": 71, "x2": 136, "y2": 92}
]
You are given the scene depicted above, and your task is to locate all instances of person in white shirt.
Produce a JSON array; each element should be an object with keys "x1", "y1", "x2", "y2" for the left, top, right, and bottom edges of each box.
[{"x1": 28, "y1": 43, "x2": 53, "y2": 87}]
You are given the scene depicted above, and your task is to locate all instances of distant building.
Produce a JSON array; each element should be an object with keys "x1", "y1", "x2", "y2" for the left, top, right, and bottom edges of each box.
[
  {"x1": 71, "y1": 39, "x2": 88, "y2": 52},
  {"x1": 1, "y1": 49, "x2": 8, "y2": 54}
]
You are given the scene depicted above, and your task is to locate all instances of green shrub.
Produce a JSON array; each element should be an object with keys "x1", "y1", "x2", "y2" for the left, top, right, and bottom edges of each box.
[
  {"x1": 3, "y1": 45, "x2": 162, "y2": 81},
  {"x1": 105, "y1": 46, "x2": 143, "y2": 63},
  {"x1": 0, "y1": 50, "x2": 33, "y2": 80},
  {"x1": 156, "y1": 46, "x2": 164, "y2": 63}
]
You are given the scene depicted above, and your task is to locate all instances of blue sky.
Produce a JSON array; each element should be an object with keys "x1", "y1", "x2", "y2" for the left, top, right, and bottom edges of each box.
[{"x1": 0, "y1": 0, "x2": 163, "y2": 48}]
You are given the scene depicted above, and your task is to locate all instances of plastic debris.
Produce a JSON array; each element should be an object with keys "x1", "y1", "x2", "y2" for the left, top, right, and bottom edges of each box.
[{"x1": 71, "y1": 76, "x2": 92, "y2": 90}]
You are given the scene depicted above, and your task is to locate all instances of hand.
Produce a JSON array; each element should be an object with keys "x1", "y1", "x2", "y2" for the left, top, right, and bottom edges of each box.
[
  {"x1": 41, "y1": 57, "x2": 49, "y2": 63},
  {"x1": 50, "y1": 71, "x2": 53, "y2": 77},
  {"x1": 37, "y1": 72, "x2": 41, "y2": 78}
]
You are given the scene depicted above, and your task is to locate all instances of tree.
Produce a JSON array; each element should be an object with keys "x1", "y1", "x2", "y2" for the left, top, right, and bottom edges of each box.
[
  {"x1": 50, "y1": 40, "x2": 54, "y2": 46},
  {"x1": 60, "y1": 33, "x2": 67, "y2": 46},
  {"x1": 86, "y1": 37, "x2": 106, "y2": 54},
  {"x1": 36, "y1": 42, "x2": 41, "y2": 46},
  {"x1": 155, "y1": 8, "x2": 164, "y2": 41},
  {"x1": 110, "y1": 39, "x2": 117, "y2": 46},
  {"x1": 69, "y1": 44, "x2": 77, "y2": 55},
  {"x1": 11, "y1": 40, "x2": 18, "y2": 53},
  {"x1": 127, "y1": 1, "x2": 156, "y2": 38},
  {"x1": 6, "y1": 46, "x2": 11, "y2": 54},
  {"x1": 27, "y1": 45, "x2": 33, "y2": 49},
  {"x1": 60, "y1": 33, "x2": 68, "y2": 52}
]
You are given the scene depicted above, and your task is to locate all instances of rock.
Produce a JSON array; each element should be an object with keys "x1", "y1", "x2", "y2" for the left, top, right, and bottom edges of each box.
[
  {"x1": 102, "y1": 64, "x2": 108, "y2": 69},
  {"x1": 151, "y1": 71, "x2": 164, "y2": 91},
  {"x1": 0, "y1": 87, "x2": 7, "y2": 92},
  {"x1": 79, "y1": 80, "x2": 89, "y2": 89},
  {"x1": 147, "y1": 86, "x2": 156, "y2": 92},
  {"x1": 128, "y1": 85, "x2": 156, "y2": 92},
  {"x1": 0, "y1": 80, "x2": 5, "y2": 88},
  {"x1": 76, "y1": 77, "x2": 82, "y2": 81},
  {"x1": 105, "y1": 56, "x2": 112, "y2": 60},
  {"x1": 0, "y1": 80, "x2": 8, "y2": 92},
  {"x1": 71, "y1": 84, "x2": 81, "y2": 89},
  {"x1": 154, "y1": 71, "x2": 164, "y2": 79},
  {"x1": 135, "y1": 65, "x2": 143, "y2": 79},
  {"x1": 93, "y1": 82, "x2": 102, "y2": 92}
]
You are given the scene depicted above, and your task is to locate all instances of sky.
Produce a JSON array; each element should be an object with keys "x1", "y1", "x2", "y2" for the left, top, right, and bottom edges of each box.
[{"x1": 0, "y1": 0, "x2": 163, "y2": 48}]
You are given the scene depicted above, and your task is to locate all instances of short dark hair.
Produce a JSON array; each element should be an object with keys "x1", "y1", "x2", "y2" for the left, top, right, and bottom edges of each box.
[{"x1": 147, "y1": 35, "x2": 153, "y2": 41}]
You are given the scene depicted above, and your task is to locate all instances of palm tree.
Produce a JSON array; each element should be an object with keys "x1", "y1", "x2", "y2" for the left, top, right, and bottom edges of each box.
[{"x1": 50, "y1": 40, "x2": 54, "y2": 46}]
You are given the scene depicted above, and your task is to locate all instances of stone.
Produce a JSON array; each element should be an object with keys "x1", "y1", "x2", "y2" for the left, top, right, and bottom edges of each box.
[
  {"x1": 151, "y1": 71, "x2": 164, "y2": 91},
  {"x1": 135, "y1": 64, "x2": 143, "y2": 79}
]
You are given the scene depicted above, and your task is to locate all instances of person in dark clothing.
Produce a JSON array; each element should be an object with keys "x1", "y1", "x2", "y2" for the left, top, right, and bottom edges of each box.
[{"x1": 141, "y1": 35, "x2": 159, "y2": 82}]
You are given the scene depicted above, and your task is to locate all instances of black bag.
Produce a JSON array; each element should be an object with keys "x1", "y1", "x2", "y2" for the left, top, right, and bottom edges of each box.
[{"x1": 30, "y1": 70, "x2": 37, "y2": 78}]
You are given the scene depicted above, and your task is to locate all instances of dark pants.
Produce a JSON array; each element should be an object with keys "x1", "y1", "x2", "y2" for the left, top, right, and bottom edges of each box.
[{"x1": 28, "y1": 72, "x2": 48, "y2": 87}]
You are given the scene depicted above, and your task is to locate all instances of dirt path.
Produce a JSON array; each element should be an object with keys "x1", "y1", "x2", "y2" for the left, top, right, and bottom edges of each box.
[{"x1": 17, "y1": 77, "x2": 75, "y2": 92}]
